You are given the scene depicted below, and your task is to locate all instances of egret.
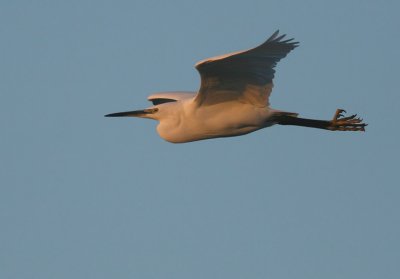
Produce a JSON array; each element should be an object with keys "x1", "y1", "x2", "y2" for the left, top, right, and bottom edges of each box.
[{"x1": 105, "y1": 31, "x2": 366, "y2": 143}]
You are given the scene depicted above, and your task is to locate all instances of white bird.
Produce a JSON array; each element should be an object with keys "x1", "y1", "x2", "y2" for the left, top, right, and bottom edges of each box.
[{"x1": 105, "y1": 31, "x2": 366, "y2": 143}]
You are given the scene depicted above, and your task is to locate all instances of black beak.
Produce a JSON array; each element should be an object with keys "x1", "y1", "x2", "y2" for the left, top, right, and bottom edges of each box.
[{"x1": 104, "y1": 108, "x2": 158, "y2": 117}]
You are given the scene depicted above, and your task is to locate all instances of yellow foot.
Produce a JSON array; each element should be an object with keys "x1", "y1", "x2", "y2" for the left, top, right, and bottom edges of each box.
[{"x1": 328, "y1": 109, "x2": 367, "y2": 131}]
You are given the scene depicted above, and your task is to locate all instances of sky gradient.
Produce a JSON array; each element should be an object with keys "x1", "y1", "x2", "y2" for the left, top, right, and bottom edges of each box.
[{"x1": 2, "y1": 1, "x2": 399, "y2": 278}]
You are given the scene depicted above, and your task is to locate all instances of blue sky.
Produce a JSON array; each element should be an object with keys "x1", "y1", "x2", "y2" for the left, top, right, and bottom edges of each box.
[{"x1": 1, "y1": 1, "x2": 399, "y2": 278}]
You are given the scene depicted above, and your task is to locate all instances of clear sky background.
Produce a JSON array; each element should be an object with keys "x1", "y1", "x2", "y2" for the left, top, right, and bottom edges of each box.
[{"x1": 1, "y1": 1, "x2": 399, "y2": 278}]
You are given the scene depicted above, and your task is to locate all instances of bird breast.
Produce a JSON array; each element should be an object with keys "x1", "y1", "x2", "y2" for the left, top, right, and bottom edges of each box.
[{"x1": 156, "y1": 100, "x2": 274, "y2": 143}]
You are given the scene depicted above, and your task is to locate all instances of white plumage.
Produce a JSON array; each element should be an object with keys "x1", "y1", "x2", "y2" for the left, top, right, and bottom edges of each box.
[{"x1": 106, "y1": 31, "x2": 366, "y2": 143}]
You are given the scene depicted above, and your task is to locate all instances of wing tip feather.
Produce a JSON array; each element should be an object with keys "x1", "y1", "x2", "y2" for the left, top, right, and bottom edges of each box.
[
  {"x1": 267, "y1": 30, "x2": 280, "y2": 42},
  {"x1": 265, "y1": 30, "x2": 299, "y2": 48}
]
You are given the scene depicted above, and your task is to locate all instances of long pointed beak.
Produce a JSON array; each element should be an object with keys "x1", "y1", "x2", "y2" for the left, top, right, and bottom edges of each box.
[{"x1": 104, "y1": 108, "x2": 158, "y2": 117}]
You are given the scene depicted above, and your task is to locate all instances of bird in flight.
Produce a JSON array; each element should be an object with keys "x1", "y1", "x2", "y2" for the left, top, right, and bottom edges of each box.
[{"x1": 105, "y1": 31, "x2": 366, "y2": 143}]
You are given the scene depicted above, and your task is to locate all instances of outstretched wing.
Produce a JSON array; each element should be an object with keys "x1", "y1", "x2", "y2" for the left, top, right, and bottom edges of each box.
[
  {"x1": 147, "y1": 91, "x2": 197, "y2": 105},
  {"x1": 193, "y1": 31, "x2": 298, "y2": 107}
]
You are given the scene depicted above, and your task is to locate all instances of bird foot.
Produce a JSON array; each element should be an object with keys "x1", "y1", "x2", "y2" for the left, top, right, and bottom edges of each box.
[{"x1": 328, "y1": 109, "x2": 367, "y2": 131}]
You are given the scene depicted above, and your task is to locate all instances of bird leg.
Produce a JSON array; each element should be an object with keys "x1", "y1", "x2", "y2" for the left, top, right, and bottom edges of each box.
[
  {"x1": 276, "y1": 109, "x2": 367, "y2": 131},
  {"x1": 328, "y1": 109, "x2": 367, "y2": 131}
]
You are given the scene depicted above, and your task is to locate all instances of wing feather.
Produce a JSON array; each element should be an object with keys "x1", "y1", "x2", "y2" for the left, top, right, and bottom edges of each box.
[
  {"x1": 194, "y1": 31, "x2": 298, "y2": 107},
  {"x1": 148, "y1": 91, "x2": 197, "y2": 105}
]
